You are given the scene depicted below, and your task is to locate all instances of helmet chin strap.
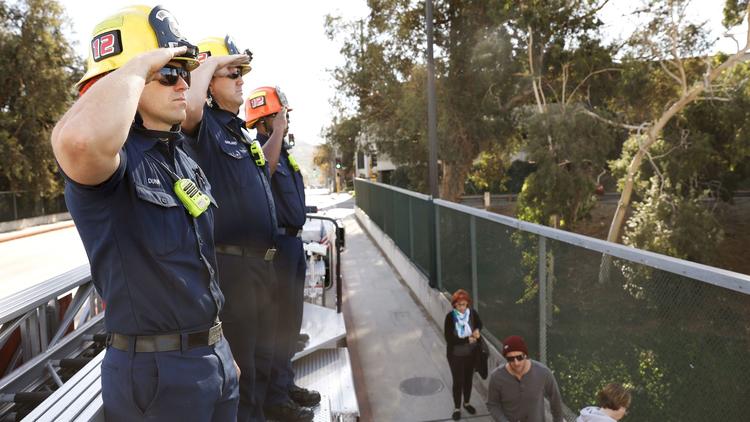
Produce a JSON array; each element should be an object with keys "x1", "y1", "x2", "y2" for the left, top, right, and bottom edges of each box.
[{"x1": 208, "y1": 88, "x2": 241, "y2": 115}]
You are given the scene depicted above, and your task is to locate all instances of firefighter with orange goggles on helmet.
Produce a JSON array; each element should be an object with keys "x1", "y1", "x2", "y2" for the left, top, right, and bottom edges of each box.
[
  {"x1": 51, "y1": 5, "x2": 239, "y2": 421},
  {"x1": 245, "y1": 86, "x2": 321, "y2": 419},
  {"x1": 181, "y1": 37, "x2": 304, "y2": 422}
]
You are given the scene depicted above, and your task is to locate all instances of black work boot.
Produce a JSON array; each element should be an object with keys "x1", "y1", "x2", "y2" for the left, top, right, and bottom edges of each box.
[
  {"x1": 264, "y1": 400, "x2": 314, "y2": 422},
  {"x1": 289, "y1": 384, "x2": 321, "y2": 407},
  {"x1": 297, "y1": 333, "x2": 310, "y2": 343}
]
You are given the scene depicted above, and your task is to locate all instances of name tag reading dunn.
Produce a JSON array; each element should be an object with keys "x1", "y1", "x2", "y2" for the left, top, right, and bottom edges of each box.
[{"x1": 174, "y1": 179, "x2": 210, "y2": 218}]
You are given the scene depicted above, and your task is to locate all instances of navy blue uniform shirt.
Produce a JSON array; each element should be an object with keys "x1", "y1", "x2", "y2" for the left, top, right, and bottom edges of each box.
[
  {"x1": 258, "y1": 133, "x2": 306, "y2": 229},
  {"x1": 184, "y1": 105, "x2": 276, "y2": 249},
  {"x1": 64, "y1": 124, "x2": 223, "y2": 335}
]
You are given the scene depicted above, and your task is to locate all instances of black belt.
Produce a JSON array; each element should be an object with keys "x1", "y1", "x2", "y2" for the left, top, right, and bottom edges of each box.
[
  {"x1": 216, "y1": 244, "x2": 276, "y2": 261},
  {"x1": 108, "y1": 322, "x2": 223, "y2": 353},
  {"x1": 276, "y1": 227, "x2": 302, "y2": 237}
]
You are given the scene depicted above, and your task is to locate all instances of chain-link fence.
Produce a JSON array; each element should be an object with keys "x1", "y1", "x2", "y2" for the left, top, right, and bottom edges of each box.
[
  {"x1": 355, "y1": 179, "x2": 436, "y2": 283},
  {"x1": 355, "y1": 178, "x2": 750, "y2": 422},
  {"x1": 0, "y1": 191, "x2": 67, "y2": 223}
]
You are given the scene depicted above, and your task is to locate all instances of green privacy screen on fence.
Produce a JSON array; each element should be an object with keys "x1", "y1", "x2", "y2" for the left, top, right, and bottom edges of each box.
[
  {"x1": 354, "y1": 179, "x2": 435, "y2": 282},
  {"x1": 354, "y1": 178, "x2": 750, "y2": 422}
]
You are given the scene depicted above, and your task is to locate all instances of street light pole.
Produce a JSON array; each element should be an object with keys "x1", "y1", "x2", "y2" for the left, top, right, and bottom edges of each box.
[
  {"x1": 425, "y1": 0, "x2": 440, "y2": 288},
  {"x1": 330, "y1": 147, "x2": 337, "y2": 193},
  {"x1": 425, "y1": 0, "x2": 439, "y2": 198}
]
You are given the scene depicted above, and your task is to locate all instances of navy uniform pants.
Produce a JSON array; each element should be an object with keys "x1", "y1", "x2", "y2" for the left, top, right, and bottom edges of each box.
[
  {"x1": 101, "y1": 336, "x2": 239, "y2": 422},
  {"x1": 265, "y1": 235, "x2": 307, "y2": 406},
  {"x1": 218, "y1": 253, "x2": 278, "y2": 422}
]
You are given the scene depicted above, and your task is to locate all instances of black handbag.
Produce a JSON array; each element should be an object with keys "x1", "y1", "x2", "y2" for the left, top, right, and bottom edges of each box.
[
  {"x1": 475, "y1": 337, "x2": 489, "y2": 379},
  {"x1": 452, "y1": 341, "x2": 478, "y2": 357}
]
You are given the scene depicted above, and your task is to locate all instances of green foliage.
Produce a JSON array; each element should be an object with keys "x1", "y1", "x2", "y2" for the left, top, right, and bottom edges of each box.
[
  {"x1": 723, "y1": 0, "x2": 749, "y2": 27},
  {"x1": 323, "y1": 115, "x2": 361, "y2": 178},
  {"x1": 627, "y1": 0, "x2": 713, "y2": 62},
  {"x1": 623, "y1": 177, "x2": 723, "y2": 263},
  {"x1": 552, "y1": 348, "x2": 670, "y2": 422},
  {"x1": 0, "y1": 0, "x2": 82, "y2": 195},
  {"x1": 464, "y1": 142, "x2": 511, "y2": 194},
  {"x1": 608, "y1": 135, "x2": 652, "y2": 194},
  {"x1": 331, "y1": 0, "x2": 750, "y2": 253},
  {"x1": 326, "y1": 0, "x2": 521, "y2": 198},
  {"x1": 608, "y1": 57, "x2": 750, "y2": 264},
  {"x1": 516, "y1": 105, "x2": 615, "y2": 228}
]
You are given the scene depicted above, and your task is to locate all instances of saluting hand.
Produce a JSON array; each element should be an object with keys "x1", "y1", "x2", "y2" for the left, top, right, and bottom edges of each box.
[
  {"x1": 210, "y1": 54, "x2": 251, "y2": 77},
  {"x1": 272, "y1": 106, "x2": 288, "y2": 134},
  {"x1": 136, "y1": 46, "x2": 190, "y2": 83}
]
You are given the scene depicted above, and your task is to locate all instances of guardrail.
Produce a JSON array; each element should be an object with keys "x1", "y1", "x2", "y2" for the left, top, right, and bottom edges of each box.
[
  {"x1": 355, "y1": 178, "x2": 750, "y2": 422},
  {"x1": 0, "y1": 265, "x2": 105, "y2": 420}
]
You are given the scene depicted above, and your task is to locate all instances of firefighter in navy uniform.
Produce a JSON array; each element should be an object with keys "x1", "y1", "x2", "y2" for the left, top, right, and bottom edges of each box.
[
  {"x1": 51, "y1": 6, "x2": 238, "y2": 421},
  {"x1": 246, "y1": 86, "x2": 322, "y2": 416},
  {"x1": 182, "y1": 37, "x2": 313, "y2": 422}
]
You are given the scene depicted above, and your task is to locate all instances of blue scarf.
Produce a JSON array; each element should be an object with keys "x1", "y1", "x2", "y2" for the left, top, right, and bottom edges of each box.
[{"x1": 453, "y1": 308, "x2": 472, "y2": 338}]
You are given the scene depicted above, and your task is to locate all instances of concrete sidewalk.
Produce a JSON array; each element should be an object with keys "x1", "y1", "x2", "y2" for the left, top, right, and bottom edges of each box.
[{"x1": 341, "y1": 216, "x2": 492, "y2": 422}]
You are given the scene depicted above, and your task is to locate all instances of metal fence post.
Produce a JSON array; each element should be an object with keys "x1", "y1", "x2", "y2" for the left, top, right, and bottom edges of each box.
[
  {"x1": 470, "y1": 216, "x2": 478, "y2": 305},
  {"x1": 547, "y1": 250, "x2": 554, "y2": 330},
  {"x1": 434, "y1": 202, "x2": 442, "y2": 290},
  {"x1": 12, "y1": 194, "x2": 18, "y2": 220},
  {"x1": 408, "y1": 198, "x2": 415, "y2": 259},
  {"x1": 538, "y1": 236, "x2": 547, "y2": 365}
]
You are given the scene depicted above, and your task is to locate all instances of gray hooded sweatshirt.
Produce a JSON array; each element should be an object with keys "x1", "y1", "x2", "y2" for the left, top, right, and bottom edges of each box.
[{"x1": 576, "y1": 407, "x2": 616, "y2": 422}]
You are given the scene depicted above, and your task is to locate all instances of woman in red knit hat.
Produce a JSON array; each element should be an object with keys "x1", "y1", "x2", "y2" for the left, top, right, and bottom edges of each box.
[{"x1": 443, "y1": 289, "x2": 483, "y2": 420}]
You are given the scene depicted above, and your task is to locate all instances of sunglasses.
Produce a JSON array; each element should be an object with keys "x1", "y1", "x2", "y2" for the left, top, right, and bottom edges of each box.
[
  {"x1": 506, "y1": 354, "x2": 526, "y2": 363},
  {"x1": 221, "y1": 70, "x2": 242, "y2": 80},
  {"x1": 157, "y1": 66, "x2": 191, "y2": 87}
]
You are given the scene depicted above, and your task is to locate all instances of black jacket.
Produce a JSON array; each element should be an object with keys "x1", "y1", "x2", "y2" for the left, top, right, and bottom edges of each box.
[
  {"x1": 443, "y1": 308, "x2": 489, "y2": 379},
  {"x1": 444, "y1": 308, "x2": 483, "y2": 357}
]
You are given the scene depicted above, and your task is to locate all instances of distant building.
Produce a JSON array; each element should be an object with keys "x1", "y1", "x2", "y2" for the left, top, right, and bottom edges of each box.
[{"x1": 354, "y1": 133, "x2": 396, "y2": 183}]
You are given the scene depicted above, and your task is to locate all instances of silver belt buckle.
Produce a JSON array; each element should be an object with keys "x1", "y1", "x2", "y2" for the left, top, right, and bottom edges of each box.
[
  {"x1": 264, "y1": 248, "x2": 277, "y2": 261},
  {"x1": 208, "y1": 322, "x2": 222, "y2": 345}
]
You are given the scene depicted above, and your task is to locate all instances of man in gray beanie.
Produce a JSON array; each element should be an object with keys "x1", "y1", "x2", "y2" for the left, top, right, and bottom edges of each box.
[{"x1": 487, "y1": 335, "x2": 564, "y2": 422}]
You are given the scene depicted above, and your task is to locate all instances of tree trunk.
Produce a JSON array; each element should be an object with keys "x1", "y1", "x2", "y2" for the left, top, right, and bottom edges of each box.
[
  {"x1": 607, "y1": 88, "x2": 703, "y2": 243},
  {"x1": 606, "y1": 48, "x2": 750, "y2": 244},
  {"x1": 440, "y1": 161, "x2": 471, "y2": 202}
]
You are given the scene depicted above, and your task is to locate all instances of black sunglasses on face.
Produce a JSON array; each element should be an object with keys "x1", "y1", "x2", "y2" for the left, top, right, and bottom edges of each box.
[
  {"x1": 506, "y1": 355, "x2": 526, "y2": 363},
  {"x1": 223, "y1": 70, "x2": 242, "y2": 80},
  {"x1": 157, "y1": 66, "x2": 191, "y2": 87}
]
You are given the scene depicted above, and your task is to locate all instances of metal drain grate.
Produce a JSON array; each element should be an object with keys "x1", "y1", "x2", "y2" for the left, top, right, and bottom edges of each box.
[{"x1": 399, "y1": 377, "x2": 444, "y2": 396}]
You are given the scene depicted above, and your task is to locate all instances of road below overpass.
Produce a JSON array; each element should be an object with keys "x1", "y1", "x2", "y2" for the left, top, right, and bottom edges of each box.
[
  {"x1": 0, "y1": 190, "x2": 352, "y2": 300},
  {"x1": 0, "y1": 226, "x2": 87, "y2": 299}
]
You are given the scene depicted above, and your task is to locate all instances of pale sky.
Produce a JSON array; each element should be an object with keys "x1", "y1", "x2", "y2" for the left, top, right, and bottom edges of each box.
[
  {"x1": 59, "y1": 0, "x2": 370, "y2": 150},
  {"x1": 598, "y1": 0, "x2": 748, "y2": 55},
  {"x1": 58, "y1": 0, "x2": 744, "y2": 152}
]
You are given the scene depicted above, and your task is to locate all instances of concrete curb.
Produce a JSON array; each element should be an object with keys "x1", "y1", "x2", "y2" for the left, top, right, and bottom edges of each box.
[{"x1": 0, "y1": 220, "x2": 75, "y2": 243}]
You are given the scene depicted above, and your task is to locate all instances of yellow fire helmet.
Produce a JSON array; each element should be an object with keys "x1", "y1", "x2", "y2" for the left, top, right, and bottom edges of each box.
[
  {"x1": 76, "y1": 5, "x2": 200, "y2": 90},
  {"x1": 196, "y1": 36, "x2": 253, "y2": 75}
]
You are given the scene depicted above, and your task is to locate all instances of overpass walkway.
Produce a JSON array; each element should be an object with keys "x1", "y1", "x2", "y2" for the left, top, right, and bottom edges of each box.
[{"x1": 341, "y1": 215, "x2": 492, "y2": 421}]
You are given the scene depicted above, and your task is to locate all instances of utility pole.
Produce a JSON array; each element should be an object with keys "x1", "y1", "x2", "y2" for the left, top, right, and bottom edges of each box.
[
  {"x1": 425, "y1": 0, "x2": 439, "y2": 198},
  {"x1": 425, "y1": 0, "x2": 440, "y2": 288},
  {"x1": 330, "y1": 147, "x2": 337, "y2": 193}
]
